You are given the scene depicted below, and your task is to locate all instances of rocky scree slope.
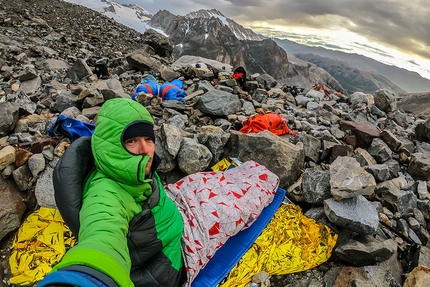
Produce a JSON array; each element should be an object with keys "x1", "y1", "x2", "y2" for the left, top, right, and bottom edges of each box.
[{"x1": 1, "y1": 1, "x2": 430, "y2": 287}]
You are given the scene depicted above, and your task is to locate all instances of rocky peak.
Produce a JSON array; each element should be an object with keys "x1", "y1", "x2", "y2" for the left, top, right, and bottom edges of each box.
[{"x1": 185, "y1": 9, "x2": 264, "y2": 41}]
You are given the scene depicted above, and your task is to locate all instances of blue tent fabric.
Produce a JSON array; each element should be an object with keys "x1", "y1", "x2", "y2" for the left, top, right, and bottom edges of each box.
[
  {"x1": 48, "y1": 115, "x2": 95, "y2": 143},
  {"x1": 131, "y1": 75, "x2": 160, "y2": 100},
  {"x1": 191, "y1": 188, "x2": 287, "y2": 287}
]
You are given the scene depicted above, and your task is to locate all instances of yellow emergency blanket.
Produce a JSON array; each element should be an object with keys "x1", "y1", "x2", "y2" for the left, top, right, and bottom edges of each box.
[
  {"x1": 219, "y1": 204, "x2": 338, "y2": 287},
  {"x1": 9, "y1": 207, "x2": 77, "y2": 285}
]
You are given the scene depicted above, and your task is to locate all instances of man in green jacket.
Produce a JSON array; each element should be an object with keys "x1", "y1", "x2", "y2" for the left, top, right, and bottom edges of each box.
[{"x1": 38, "y1": 98, "x2": 185, "y2": 287}]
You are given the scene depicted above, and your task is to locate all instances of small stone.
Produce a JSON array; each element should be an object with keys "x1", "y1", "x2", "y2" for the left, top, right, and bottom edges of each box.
[
  {"x1": 15, "y1": 148, "x2": 33, "y2": 167},
  {"x1": 252, "y1": 271, "x2": 269, "y2": 284},
  {"x1": 54, "y1": 140, "x2": 70, "y2": 157}
]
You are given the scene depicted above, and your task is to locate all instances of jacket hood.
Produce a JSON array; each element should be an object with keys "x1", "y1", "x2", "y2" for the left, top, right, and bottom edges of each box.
[{"x1": 91, "y1": 98, "x2": 155, "y2": 189}]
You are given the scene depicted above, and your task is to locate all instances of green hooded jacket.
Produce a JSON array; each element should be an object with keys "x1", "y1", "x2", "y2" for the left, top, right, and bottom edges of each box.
[{"x1": 53, "y1": 98, "x2": 184, "y2": 287}]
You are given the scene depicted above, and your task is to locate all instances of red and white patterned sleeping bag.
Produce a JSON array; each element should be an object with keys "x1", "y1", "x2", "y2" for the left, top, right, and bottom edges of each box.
[{"x1": 165, "y1": 160, "x2": 280, "y2": 286}]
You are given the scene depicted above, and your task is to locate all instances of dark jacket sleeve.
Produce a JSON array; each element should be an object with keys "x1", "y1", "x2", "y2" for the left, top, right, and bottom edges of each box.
[{"x1": 53, "y1": 136, "x2": 95, "y2": 237}]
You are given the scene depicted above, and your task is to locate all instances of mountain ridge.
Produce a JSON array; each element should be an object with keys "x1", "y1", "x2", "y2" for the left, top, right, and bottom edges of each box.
[{"x1": 274, "y1": 38, "x2": 430, "y2": 93}]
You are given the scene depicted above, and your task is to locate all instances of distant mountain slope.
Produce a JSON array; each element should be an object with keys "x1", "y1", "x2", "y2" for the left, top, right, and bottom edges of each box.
[
  {"x1": 149, "y1": 9, "x2": 345, "y2": 92},
  {"x1": 274, "y1": 38, "x2": 430, "y2": 93},
  {"x1": 64, "y1": 0, "x2": 153, "y2": 32},
  {"x1": 295, "y1": 53, "x2": 405, "y2": 95},
  {"x1": 398, "y1": 92, "x2": 430, "y2": 119}
]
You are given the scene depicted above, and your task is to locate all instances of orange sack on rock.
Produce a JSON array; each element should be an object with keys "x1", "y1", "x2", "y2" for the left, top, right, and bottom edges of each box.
[{"x1": 239, "y1": 113, "x2": 297, "y2": 136}]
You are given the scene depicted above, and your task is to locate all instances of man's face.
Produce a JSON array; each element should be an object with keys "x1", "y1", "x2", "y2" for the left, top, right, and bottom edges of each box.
[{"x1": 124, "y1": 136, "x2": 155, "y2": 175}]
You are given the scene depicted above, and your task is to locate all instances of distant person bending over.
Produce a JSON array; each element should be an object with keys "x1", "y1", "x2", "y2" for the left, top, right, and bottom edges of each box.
[{"x1": 38, "y1": 98, "x2": 186, "y2": 287}]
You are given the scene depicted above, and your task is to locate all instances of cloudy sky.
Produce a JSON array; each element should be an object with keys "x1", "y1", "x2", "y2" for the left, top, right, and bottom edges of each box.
[{"x1": 101, "y1": 0, "x2": 430, "y2": 80}]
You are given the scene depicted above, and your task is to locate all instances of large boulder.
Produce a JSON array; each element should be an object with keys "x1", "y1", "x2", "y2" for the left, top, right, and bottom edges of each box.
[
  {"x1": 225, "y1": 130, "x2": 305, "y2": 189},
  {"x1": 0, "y1": 102, "x2": 20, "y2": 137},
  {"x1": 374, "y1": 89, "x2": 397, "y2": 113},
  {"x1": 194, "y1": 90, "x2": 242, "y2": 116},
  {"x1": 0, "y1": 176, "x2": 27, "y2": 241}
]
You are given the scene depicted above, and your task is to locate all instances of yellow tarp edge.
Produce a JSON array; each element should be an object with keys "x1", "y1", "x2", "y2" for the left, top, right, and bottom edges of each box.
[
  {"x1": 218, "y1": 204, "x2": 338, "y2": 287},
  {"x1": 9, "y1": 207, "x2": 77, "y2": 286}
]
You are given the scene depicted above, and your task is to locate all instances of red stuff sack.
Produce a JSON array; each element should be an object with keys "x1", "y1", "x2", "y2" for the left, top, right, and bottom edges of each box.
[{"x1": 239, "y1": 113, "x2": 297, "y2": 136}]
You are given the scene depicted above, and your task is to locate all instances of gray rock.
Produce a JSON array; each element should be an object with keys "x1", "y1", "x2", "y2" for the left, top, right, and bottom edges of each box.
[
  {"x1": 251, "y1": 88, "x2": 268, "y2": 103},
  {"x1": 160, "y1": 67, "x2": 181, "y2": 83},
  {"x1": 28, "y1": 153, "x2": 46, "y2": 177},
  {"x1": 398, "y1": 137, "x2": 415, "y2": 156},
  {"x1": 328, "y1": 254, "x2": 403, "y2": 287},
  {"x1": 364, "y1": 164, "x2": 390, "y2": 182},
  {"x1": 142, "y1": 28, "x2": 173, "y2": 58},
  {"x1": 374, "y1": 89, "x2": 397, "y2": 113},
  {"x1": 370, "y1": 104, "x2": 386, "y2": 117},
  {"x1": 0, "y1": 176, "x2": 26, "y2": 241},
  {"x1": 349, "y1": 92, "x2": 369, "y2": 106},
  {"x1": 12, "y1": 164, "x2": 33, "y2": 191},
  {"x1": 61, "y1": 106, "x2": 81, "y2": 119},
  {"x1": 299, "y1": 133, "x2": 321, "y2": 163},
  {"x1": 335, "y1": 236, "x2": 397, "y2": 266},
  {"x1": 287, "y1": 175, "x2": 304, "y2": 202},
  {"x1": 167, "y1": 114, "x2": 188, "y2": 130},
  {"x1": 65, "y1": 58, "x2": 93, "y2": 82},
  {"x1": 195, "y1": 80, "x2": 215, "y2": 93},
  {"x1": 417, "y1": 199, "x2": 430, "y2": 220},
  {"x1": 330, "y1": 156, "x2": 376, "y2": 200},
  {"x1": 194, "y1": 90, "x2": 242, "y2": 116},
  {"x1": 255, "y1": 74, "x2": 277, "y2": 90},
  {"x1": 214, "y1": 85, "x2": 234, "y2": 93},
  {"x1": 307, "y1": 101, "x2": 321, "y2": 111},
  {"x1": 329, "y1": 144, "x2": 354, "y2": 163},
  {"x1": 353, "y1": 148, "x2": 377, "y2": 167},
  {"x1": 368, "y1": 138, "x2": 393, "y2": 163},
  {"x1": 43, "y1": 59, "x2": 69, "y2": 71},
  {"x1": 159, "y1": 124, "x2": 184, "y2": 158},
  {"x1": 0, "y1": 102, "x2": 20, "y2": 137},
  {"x1": 82, "y1": 107, "x2": 101, "y2": 119},
  {"x1": 241, "y1": 100, "x2": 256, "y2": 116},
  {"x1": 51, "y1": 91, "x2": 79, "y2": 112},
  {"x1": 306, "y1": 89, "x2": 325, "y2": 102},
  {"x1": 302, "y1": 168, "x2": 331, "y2": 204},
  {"x1": 19, "y1": 76, "x2": 42, "y2": 94},
  {"x1": 324, "y1": 195, "x2": 380, "y2": 235},
  {"x1": 295, "y1": 95, "x2": 312, "y2": 107},
  {"x1": 42, "y1": 145, "x2": 55, "y2": 161},
  {"x1": 377, "y1": 188, "x2": 417, "y2": 216},
  {"x1": 416, "y1": 180, "x2": 430, "y2": 200},
  {"x1": 161, "y1": 100, "x2": 187, "y2": 111},
  {"x1": 171, "y1": 55, "x2": 233, "y2": 73},
  {"x1": 225, "y1": 130, "x2": 305, "y2": 189},
  {"x1": 408, "y1": 153, "x2": 430, "y2": 181},
  {"x1": 155, "y1": 133, "x2": 177, "y2": 173},
  {"x1": 415, "y1": 118, "x2": 430, "y2": 142},
  {"x1": 385, "y1": 159, "x2": 401, "y2": 178},
  {"x1": 19, "y1": 65, "x2": 38, "y2": 81},
  {"x1": 126, "y1": 51, "x2": 158, "y2": 73},
  {"x1": 198, "y1": 126, "x2": 230, "y2": 164},
  {"x1": 34, "y1": 165, "x2": 57, "y2": 208},
  {"x1": 177, "y1": 137, "x2": 212, "y2": 175},
  {"x1": 389, "y1": 110, "x2": 415, "y2": 128},
  {"x1": 380, "y1": 130, "x2": 402, "y2": 152}
]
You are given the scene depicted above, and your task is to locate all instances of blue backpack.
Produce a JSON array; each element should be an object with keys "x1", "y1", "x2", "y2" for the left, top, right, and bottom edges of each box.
[{"x1": 48, "y1": 115, "x2": 95, "y2": 142}]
